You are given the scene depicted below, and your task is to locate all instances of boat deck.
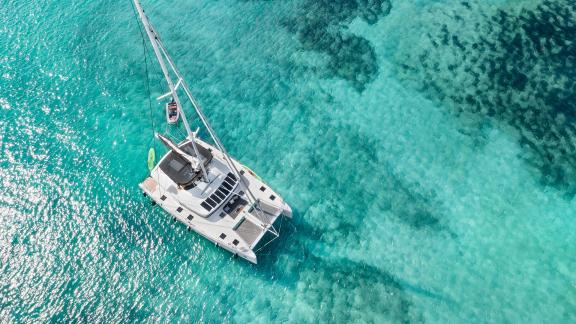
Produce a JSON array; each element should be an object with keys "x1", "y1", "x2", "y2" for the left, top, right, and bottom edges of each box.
[{"x1": 139, "y1": 140, "x2": 290, "y2": 263}]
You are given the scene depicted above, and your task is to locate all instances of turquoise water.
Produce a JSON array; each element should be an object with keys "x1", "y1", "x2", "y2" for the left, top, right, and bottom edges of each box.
[{"x1": 1, "y1": 0, "x2": 575, "y2": 322}]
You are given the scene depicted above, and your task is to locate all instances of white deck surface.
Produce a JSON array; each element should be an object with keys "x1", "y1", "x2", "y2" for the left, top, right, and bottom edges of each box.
[{"x1": 140, "y1": 139, "x2": 291, "y2": 263}]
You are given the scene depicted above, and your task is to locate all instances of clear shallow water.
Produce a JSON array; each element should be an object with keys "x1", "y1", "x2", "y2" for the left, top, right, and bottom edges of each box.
[{"x1": 1, "y1": 0, "x2": 575, "y2": 322}]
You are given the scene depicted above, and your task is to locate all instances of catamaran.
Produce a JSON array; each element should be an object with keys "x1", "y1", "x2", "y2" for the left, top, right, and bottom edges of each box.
[{"x1": 133, "y1": 0, "x2": 292, "y2": 263}]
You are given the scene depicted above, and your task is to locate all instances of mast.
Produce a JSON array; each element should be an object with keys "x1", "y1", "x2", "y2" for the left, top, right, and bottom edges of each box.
[
  {"x1": 133, "y1": 0, "x2": 276, "y2": 231},
  {"x1": 133, "y1": 0, "x2": 208, "y2": 181},
  {"x1": 156, "y1": 43, "x2": 248, "y2": 186}
]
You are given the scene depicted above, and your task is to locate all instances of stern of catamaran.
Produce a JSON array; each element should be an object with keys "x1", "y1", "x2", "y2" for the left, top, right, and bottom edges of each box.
[
  {"x1": 242, "y1": 250, "x2": 258, "y2": 264},
  {"x1": 282, "y1": 202, "x2": 293, "y2": 218}
]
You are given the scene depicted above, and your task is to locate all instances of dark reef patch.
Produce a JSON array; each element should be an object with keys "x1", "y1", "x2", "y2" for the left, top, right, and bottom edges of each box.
[
  {"x1": 393, "y1": 0, "x2": 576, "y2": 195},
  {"x1": 284, "y1": 0, "x2": 392, "y2": 91},
  {"x1": 284, "y1": 255, "x2": 417, "y2": 322},
  {"x1": 290, "y1": 117, "x2": 447, "y2": 237}
]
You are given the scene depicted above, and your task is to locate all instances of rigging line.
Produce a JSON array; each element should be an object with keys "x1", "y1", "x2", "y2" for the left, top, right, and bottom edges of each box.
[
  {"x1": 254, "y1": 234, "x2": 279, "y2": 253},
  {"x1": 131, "y1": 2, "x2": 166, "y2": 96},
  {"x1": 277, "y1": 213, "x2": 285, "y2": 235},
  {"x1": 254, "y1": 215, "x2": 286, "y2": 254},
  {"x1": 130, "y1": 0, "x2": 155, "y2": 141},
  {"x1": 130, "y1": 0, "x2": 165, "y2": 198},
  {"x1": 149, "y1": 49, "x2": 168, "y2": 96}
]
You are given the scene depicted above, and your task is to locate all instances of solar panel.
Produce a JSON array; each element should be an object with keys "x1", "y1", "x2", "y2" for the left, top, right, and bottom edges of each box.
[
  {"x1": 199, "y1": 172, "x2": 238, "y2": 213},
  {"x1": 201, "y1": 202, "x2": 212, "y2": 211},
  {"x1": 214, "y1": 190, "x2": 226, "y2": 200},
  {"x1": 211, "y1": 194, "x2": 222, "y2": 203},
  {"x1": 206, "y1": 197, "x2": 217, "y2": 207}
]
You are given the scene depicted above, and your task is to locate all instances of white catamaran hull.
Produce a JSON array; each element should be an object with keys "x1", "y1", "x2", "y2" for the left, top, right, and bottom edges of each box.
[{"x1": 140, "y1": 139, "x2": 291, "y2": 264}]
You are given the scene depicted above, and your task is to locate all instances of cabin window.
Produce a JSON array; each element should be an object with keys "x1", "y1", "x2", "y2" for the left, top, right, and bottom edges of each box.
[
  {"x1": 187, "y1": 215, "x2": 194, "y2": 220},
  {"x1": 219, "y1": 233, "x2": 227, "y2": 239},
  {"x1": 260, "y1": 186, "x2": 266, "y2": 192},
  {"x1": 232, "y1": 239, "x2": 239, "y2": 246},
  {"x1": 270, "y1": 195, "x2": 276, "y2": 201},
  {"x1": 160, "y1": 195, "x2": 167, "y2": 201},
  {"x1": 176, "y1": 207, "x2": 183, "y2": 213}
]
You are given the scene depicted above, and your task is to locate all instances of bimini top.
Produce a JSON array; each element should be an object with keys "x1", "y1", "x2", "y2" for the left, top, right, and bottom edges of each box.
[{"x1": 158, "y1": 141, "x2": 213, "y2": 186}]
